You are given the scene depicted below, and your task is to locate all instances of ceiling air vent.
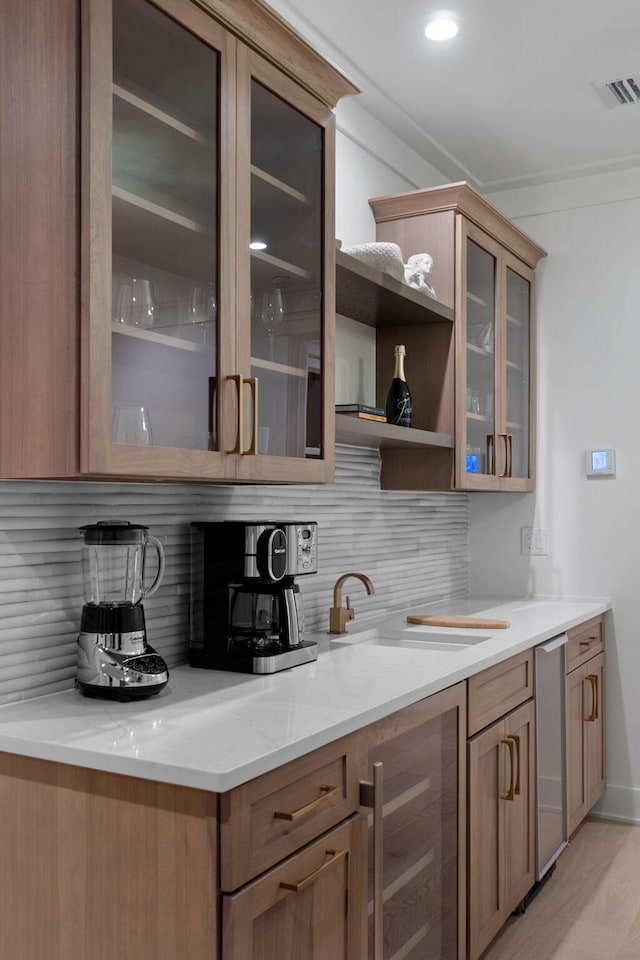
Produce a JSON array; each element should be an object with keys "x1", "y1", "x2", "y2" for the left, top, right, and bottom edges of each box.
[{"x1": 593, "y1": 75, "x2": 640, "y2": 108}]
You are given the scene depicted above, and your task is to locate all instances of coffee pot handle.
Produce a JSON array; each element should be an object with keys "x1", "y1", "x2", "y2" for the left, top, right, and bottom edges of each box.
[{"x1": 142, "y1": 534, "x2": 166, "y2": 599}]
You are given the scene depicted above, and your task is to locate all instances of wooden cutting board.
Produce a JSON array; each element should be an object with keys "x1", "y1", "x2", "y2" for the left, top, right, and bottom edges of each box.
[{"x1": 407, "y1": 615, "x2": 510, "y2": 629}]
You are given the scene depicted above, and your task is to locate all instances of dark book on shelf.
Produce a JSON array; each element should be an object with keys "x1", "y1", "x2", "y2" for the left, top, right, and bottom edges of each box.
[{"x1": 336, "y1": 403, "x2": 386, "y2": 418}]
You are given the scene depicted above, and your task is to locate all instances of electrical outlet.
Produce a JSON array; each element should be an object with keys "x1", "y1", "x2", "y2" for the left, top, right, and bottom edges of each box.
[{"x1": 521, "y1": 527, "x2": 549, "y2": 556}]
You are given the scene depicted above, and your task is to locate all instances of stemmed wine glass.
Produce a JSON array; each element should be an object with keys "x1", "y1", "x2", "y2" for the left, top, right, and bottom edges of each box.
[
  {"x1": 188, "y1": 283, "x2": 217, "y2": 344},
  {"x1": 255, "y1": 288, "x2": 284, "y2": 360}
]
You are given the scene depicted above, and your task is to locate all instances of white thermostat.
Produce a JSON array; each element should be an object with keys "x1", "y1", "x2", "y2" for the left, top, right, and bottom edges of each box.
[{"x1": 585, "y1": 449, "x2": 616, "y2": 478}]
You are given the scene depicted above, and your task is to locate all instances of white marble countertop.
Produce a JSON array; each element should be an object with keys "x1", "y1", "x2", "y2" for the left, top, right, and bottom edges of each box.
[{"x1": 0, "y1": 595, "x2": 610, "y2": 792}]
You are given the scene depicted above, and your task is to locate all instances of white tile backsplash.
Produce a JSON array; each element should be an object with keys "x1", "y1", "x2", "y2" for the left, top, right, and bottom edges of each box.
[{"x1": 0, "y1": 445, "x2": 468, "y2": 703}]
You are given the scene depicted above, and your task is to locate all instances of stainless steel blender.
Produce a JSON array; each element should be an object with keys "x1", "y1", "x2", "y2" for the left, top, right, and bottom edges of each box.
[{"x1": 76, "y1": 520, "x2": 169, "y2": 700}]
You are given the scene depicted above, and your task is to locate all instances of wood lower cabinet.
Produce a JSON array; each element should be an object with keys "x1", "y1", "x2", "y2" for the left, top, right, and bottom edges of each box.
[
  {"x1": 566, "y1": 649, "x2": 605, "y2": 836},
  {"x1": 222, "y1": 816, "x2": 363, "y2": 960},
  {"x1": 359, "y1": 682, "x2": 467, "y2": 960},
  {"x1": 467, "y1": 692, "x2": 535, "y2": 960},
  {"x1": 0, "y1": 753, "x2": 217, "y2": 960}
]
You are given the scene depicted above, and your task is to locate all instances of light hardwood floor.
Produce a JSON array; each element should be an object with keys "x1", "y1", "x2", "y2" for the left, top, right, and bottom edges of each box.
[{"x1": 481, "y1": 817, "x2": 640, "y2": 960}]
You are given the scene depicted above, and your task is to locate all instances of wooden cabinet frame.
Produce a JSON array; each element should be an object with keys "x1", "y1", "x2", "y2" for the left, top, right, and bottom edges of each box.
[
  {"x1": 2, "y1": 0, "x2": 356, "y2": 483},
  {"x1": 369, "y1": 181, "x2": 546, "y2": 492}
]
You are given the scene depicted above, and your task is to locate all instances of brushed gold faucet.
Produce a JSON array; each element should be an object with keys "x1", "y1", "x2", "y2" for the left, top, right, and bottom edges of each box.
[{"x1": 328, "y1": 572, "x2": 375, "y2": 634}]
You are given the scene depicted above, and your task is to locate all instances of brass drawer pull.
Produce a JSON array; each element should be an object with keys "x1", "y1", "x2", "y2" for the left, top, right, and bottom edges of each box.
[
  {"x1": 579, "y1": 636, "x2": 600, "y2": 646},
  {"x1": 279, "y1": 848, "x2": 347, "y2": 893},
  {"x1": 501, "y1": 738, "x2": 516, "y2": 801},
  {"x1": 273, "y1": 784, "x2": 339, "y2": 821},
  {"x1": 585, "y1": 674, "x2": 599, "y2": 722}
]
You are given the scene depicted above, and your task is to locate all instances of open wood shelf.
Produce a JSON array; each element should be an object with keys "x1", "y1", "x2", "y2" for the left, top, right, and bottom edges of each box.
[
  {"x1": 336, "y1": 249, "x2": 453, "y2": 327},
  {"x1": 335, "y1": 414, "x2": 454, "y2": 451}
]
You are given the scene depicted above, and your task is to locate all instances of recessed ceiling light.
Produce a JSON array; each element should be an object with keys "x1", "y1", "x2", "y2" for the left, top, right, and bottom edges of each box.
[
  {"x1": 249, "y1": 240, "x2": 268, "y2": 250},
  {"x1": 425, "y1": 15, "x2": 459, "y2": 41}
]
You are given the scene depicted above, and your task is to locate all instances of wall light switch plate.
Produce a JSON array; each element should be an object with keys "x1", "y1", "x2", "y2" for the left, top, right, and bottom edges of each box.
[{"x1": 521, "y1": 527, "x2": 549, "y2": 556}]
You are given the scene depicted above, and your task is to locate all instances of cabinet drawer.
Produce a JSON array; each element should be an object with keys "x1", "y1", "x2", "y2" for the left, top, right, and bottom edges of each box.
[
  {"x1": 566, "y1": 616, "x2": 604, "y2": 673},
  {"x1": 219, "y1": 734, "x2": 360, "y2": 891},
  {"x1": 468, "y1": 650, "x2": 534, "y2": 737},
  {"x1": 221, "y1": 815, "x2": 364, "y2": 960}
]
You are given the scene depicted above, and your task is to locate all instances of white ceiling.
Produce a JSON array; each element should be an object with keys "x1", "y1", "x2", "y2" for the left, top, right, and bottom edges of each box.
[{"x1": 269, "y1": 0, "x2": 640, "y2": 191}]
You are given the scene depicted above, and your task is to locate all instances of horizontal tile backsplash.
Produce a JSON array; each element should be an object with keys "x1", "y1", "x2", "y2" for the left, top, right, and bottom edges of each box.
[{"x1": 0, "y1": 445, "x2": 469, "y2": 703}]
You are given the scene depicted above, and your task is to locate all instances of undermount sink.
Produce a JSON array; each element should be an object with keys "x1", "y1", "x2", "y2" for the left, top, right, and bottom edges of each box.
[{"x1": 332, "y1": 626, "x2": 491, "y2": 652}]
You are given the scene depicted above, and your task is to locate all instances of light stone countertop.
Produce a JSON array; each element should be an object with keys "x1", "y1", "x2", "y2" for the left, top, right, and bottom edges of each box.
[{"x1": 0, "y1": 595, "x2": 611, "y2": 792}]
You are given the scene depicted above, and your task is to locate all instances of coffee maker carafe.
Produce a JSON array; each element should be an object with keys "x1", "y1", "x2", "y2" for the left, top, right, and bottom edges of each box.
[
  {"x1": 190, "y1": 521, "x2": 318, "y2": 674},
  {"x1": 77, "y1": 520, "x2": 170, "y2": 700}
]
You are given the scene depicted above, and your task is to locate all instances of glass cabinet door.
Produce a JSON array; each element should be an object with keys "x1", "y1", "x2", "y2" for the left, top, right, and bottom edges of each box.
[
  {"x1": 85, "y1": 0, "x2": 232, "y2": 479},
  {"x1": 111, "y1": 0, "x2": 219, "y2": 452},
  {"x1": 235, "y1": 47, "x2": 332, "y2": 480},
  {"x1": 504, "y1": 262, "x2": 534, "y2": 481},
  {"x1": 463, "y1": 234, "x2": 497, "y2": 481},
  {"x1": 249, "y1": 79, "x2": 323, "y2": 460}
]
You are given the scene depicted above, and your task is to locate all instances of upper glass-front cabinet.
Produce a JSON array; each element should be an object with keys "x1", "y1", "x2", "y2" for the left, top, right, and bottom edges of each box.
[
  {"x1": 81, "y1": 0, "x2": 350, "y2": 483},
  {"x1": 247, "y1": 79, "x2": 323, "y2": 461},
  {"x1": 111, "y1": 0, "x2": 219, "y2": 455},
  {"x1": 460, "y1": 219, "x2": 536, "y2": 491}
]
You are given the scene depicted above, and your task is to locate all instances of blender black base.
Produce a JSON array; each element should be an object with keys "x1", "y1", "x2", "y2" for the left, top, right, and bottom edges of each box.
[{"x1": 77, "y1": 680, "x2": 168, "y2": 702}]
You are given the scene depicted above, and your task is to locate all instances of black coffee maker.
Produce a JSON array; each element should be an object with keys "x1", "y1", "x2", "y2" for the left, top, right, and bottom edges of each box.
[{"x1": 190, "y1": 521, "x2": 318, "y2": 674}]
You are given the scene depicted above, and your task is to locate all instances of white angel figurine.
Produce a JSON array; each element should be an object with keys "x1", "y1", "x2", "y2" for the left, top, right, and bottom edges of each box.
[{"x1": 404, "y1": 253, "x2": 437, "y2": 299}]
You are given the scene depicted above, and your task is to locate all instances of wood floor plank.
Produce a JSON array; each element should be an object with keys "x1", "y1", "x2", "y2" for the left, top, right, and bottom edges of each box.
[{"x1": 480, "y1": 818, "x2": 640, "y2": 960}]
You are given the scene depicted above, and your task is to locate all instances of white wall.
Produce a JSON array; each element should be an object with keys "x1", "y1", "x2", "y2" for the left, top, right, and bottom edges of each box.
[{"x1": 473, "y1": 169, "x2": 640, "y2": 821}]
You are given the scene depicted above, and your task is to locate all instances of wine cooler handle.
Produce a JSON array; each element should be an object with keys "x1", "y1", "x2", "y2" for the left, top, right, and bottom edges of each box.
[{"x1": 360, "y1": 761, "x2": 384, "y2": 960}]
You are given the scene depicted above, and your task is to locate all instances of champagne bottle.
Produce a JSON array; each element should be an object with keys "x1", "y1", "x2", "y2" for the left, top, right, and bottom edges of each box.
[{"x1": 385, "y1": 344, "x2": 412, "y2": 427}]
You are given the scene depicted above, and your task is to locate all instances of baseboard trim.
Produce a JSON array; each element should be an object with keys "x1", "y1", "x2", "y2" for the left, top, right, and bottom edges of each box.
[{"x1": 590, "y1": 785, "x2": 640, "y2": 825}]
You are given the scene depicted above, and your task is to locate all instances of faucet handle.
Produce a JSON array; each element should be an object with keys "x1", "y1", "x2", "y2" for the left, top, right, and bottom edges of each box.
[{"x1": 345, "y1": 596, "x2": 355, "y2": 620}]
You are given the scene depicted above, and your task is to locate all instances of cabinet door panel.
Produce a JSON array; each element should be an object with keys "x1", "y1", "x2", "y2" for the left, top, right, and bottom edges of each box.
[
  {"x1": 502, "y1": 700, "x2": 536, "y2": 907},
  {"x1": 460, "y1": 223, "x2": 499, "y2": 486},
  {"x1": 364, "y1": 685, "x2": 466, "y2": 960},
  {"x1": 222, "y1": 816, "x2": 363, "y2": 960},
  {"x1": 235, "y1": 46, "x2": 335, "y2": 483},
  {"x1": 468, "y1": 720, "x2": 504, "y2": 960},
  {"x1": 584, "y1": 653, "x2": 606, "y2": 815},
  {"x1": 504, "y1": 263, "x2": 533, "y2": 480},
  {"x1": 85, "y1": 0, "x2": 236, "y2": 479},
  {"x1": 566, "y1": 663, "x2": 588, "y2": 834}
]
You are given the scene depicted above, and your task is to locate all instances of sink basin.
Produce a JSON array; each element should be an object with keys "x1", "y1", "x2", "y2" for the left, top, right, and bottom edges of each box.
[{"x1": 332, "y1": 627, "x2": 491, "y2": 652}]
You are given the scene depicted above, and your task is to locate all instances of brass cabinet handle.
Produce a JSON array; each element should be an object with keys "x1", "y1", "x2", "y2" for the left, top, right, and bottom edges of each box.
[
  {"x1": 227, "y1": 374, "x2": 259, "y2": 455},
  {"x1": 243, "y1": 376, "x2": 258, "y2": 455},
  {"x1": 279, "y1": 848, "x2": 347, "y2": 893},
  {"x1": 501, "y1": 738, "x2": 516, "y2": 801},
  {"x1": 273, "y1": 784, "x2": 339, "y2": 821},
  {"x1": 486, "y1": 434, "x2": 494, "y2": 475},
  {"x1": 509, "y1": 734, "x2": 521, "y2": 796},
  {"x1": 228, "y1": 374, "x2": 244, "y2": 454},
  {"x1": 207, "y1": 376, "x2": 217, "y2": 452},
  {"x1": 498, "y1": 434, "x2": 512, "y2": 478},
  {"x1": 360, "y1": 761, "x2": 383, "y2": 960},
  {"x1": 585, "y1": 674, "x2": 599, "y2": 722}
]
